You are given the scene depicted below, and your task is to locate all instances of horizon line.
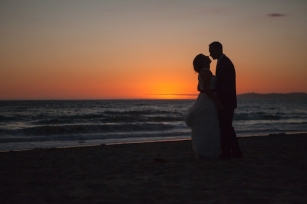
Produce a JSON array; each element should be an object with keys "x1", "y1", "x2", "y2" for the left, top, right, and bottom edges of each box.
[{"x1": 0, "y1": 92, "x2": 306, "y2": 101}]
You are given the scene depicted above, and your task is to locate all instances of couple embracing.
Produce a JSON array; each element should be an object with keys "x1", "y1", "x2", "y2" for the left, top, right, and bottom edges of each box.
[{"x1": 185, "y1": 41, "x2": 243, "y2": 160}]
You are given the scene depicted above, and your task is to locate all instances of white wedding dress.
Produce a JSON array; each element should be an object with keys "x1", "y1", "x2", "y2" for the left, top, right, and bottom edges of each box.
[{"x1": 185, "y1": 68, "x2": 220, "y2": 159}]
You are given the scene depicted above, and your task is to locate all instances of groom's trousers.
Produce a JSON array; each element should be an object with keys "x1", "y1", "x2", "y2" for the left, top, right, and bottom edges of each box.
[{"x1": 218, "y1": 108, "x2": 241, "y2": 155}]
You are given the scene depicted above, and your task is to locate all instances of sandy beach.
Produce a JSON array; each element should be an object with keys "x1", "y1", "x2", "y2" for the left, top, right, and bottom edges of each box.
[{"x1": 0, "y1": 133, "x2": 306, "y2": 203}]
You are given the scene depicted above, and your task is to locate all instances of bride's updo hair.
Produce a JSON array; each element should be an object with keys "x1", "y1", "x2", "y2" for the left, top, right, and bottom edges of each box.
[{"x1": 193, "y1": 54, "x2": 212, "y2": 73}]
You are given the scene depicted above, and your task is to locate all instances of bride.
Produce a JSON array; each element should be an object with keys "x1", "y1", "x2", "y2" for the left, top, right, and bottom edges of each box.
[{"x1": 185, "y1": 54, "x2": 221, "y2": 159}]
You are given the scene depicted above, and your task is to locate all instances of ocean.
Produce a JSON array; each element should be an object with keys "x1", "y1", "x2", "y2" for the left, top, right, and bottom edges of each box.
[{"x1": 0, "y1": 96, "x2": 307, "y2": 151}]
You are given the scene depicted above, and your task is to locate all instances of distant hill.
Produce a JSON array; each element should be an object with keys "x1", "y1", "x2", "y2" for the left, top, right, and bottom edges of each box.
[{"x1": 237, "y1": 92, "x2": 307, "y2": 100}]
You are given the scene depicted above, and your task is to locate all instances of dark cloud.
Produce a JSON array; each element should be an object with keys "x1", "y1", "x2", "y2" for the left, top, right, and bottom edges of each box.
[{"x1": 267, "y1": 13, "x2": 287, "y2": 17}]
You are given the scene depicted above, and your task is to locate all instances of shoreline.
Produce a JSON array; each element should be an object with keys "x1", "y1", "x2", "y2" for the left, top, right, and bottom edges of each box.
[
  {"x1": 1, "y1": 132, "x2": 307, "y2": 153},
  {"x1": 0, "y1": 133, "x2": 306, "y2": 203}
]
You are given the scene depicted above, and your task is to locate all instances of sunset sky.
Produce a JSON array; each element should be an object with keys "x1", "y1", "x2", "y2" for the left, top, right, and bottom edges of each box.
[{"x1": 1, "y1": 0, "x2": 307, "y2": 100}]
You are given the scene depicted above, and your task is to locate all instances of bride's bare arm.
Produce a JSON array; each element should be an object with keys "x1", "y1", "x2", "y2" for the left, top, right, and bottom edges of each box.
[{"x1": 199, "y1": 69, "x2": 221, "y2": 108}]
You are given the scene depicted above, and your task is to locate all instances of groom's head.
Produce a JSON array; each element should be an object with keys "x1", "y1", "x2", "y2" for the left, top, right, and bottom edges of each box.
[{"x1": 209, "y1": 41, "x2": 223, "y2": 60}]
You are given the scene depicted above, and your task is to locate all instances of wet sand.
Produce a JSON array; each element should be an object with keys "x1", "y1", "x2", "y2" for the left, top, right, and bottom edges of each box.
[{"x1": 0, "y1": 133, "x2": 306, "y2": 203}]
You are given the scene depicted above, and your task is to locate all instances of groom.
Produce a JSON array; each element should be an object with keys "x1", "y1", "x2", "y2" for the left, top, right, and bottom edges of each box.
[{"x1": 209, "y1": 41, "x2": 243, "y2": 159}]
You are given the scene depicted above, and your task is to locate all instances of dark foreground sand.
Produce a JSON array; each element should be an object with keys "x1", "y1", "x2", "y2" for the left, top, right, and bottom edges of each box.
[{"x1": 0, "y1": 133, "x2": 306, "y2": 204}]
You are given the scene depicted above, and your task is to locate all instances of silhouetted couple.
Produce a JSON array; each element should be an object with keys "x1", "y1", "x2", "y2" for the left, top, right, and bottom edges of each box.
[{"x1": 185, "y1": 41, "x2": 243, "y2": 160}]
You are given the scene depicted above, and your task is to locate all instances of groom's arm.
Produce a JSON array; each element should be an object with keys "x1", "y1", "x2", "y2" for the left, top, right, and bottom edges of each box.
[
  {"x1": 218, "y1": 59, "x2": 235, "y2": 89},
  {"x1": 216, "y1": 58, "x2": 236, "y2": 105}
]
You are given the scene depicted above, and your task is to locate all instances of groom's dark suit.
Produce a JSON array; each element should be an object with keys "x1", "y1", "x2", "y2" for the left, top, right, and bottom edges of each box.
[{"x1": 215, "y1": 55, "x2": 241, "y2": 157}]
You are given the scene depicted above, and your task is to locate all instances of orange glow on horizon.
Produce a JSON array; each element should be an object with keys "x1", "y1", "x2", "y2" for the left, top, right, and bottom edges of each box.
[{"x1": 1, "y1": 1, "x2": 307, "y2": 100}]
